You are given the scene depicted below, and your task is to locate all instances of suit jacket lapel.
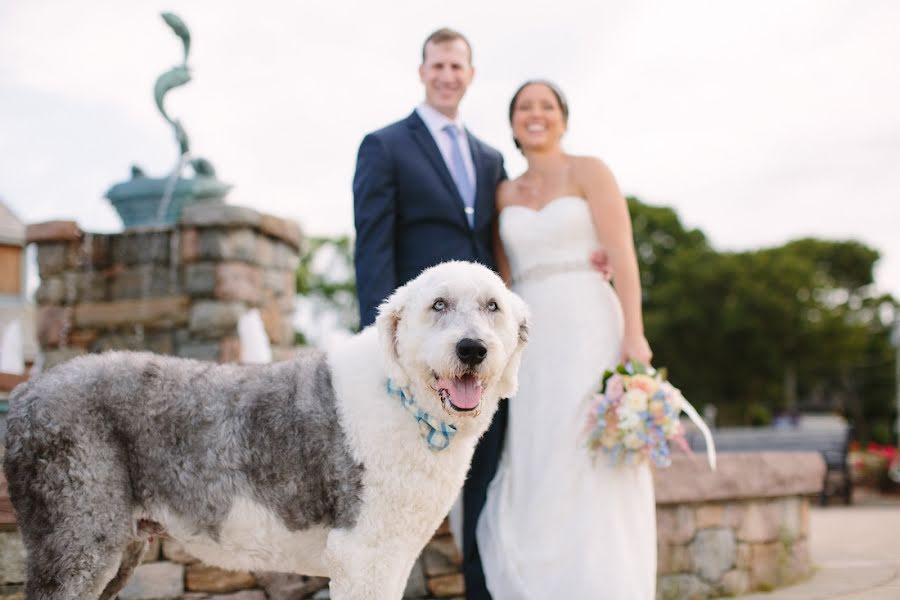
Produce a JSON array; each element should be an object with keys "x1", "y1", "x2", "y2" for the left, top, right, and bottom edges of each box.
[
  {"x1": 406, "y1": 113, "x2": 469, "y2": 221},
  {"x1": 467, "y1": 131, "x2": 493, "y2": 230}
]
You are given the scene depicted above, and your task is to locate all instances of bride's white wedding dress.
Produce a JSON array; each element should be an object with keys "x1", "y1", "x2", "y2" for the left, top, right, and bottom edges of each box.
[{"x1": 477, "y1": 196, "x2": 656, "y2": 599}]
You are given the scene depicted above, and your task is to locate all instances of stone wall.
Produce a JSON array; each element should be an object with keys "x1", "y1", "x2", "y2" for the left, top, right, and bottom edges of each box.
[
  {"x1": 27, "y1": 204, "x2": 300, "y2": 368},
  {"x1": 0, "y1": 508, "x2": 463, "y2": 600},
  {"x1": 0, "y1": 449, "x2": 825, "y2": 600},
  {"x1": 654, "y1": 452, "x2": 825, "y2": 599}
]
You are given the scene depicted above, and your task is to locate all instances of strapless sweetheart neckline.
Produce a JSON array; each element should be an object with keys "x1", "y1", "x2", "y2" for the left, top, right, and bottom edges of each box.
[{"x1": 499, "y1": 195, "x2": 587, "y2": 217}]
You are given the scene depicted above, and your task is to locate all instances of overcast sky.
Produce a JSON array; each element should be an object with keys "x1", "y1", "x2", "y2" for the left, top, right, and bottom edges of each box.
[{"x1": 1, "y1": 0, "x2": 898, "y2": 298}]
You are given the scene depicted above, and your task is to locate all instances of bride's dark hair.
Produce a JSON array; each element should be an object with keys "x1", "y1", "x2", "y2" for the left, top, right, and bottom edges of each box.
[{"x1": 509, "y1": 79, "x2": 570, "y2": 149}]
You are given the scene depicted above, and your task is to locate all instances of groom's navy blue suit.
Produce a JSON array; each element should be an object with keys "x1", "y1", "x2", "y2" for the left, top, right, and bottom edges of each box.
[{"x1": 353, "y1": 110, "x2": 506, "y2": 600}]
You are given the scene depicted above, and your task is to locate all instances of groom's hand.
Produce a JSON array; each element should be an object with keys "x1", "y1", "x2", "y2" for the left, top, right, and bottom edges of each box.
[{"x1": 590, "y1": 249, "x2": 613, "y2": 281}]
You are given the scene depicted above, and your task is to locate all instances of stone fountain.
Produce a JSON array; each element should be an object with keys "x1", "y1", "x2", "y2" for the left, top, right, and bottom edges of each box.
[
  {"x1": 27, "y1": 13, "x2": 301, "y2": 372},
  {"x1": 106, "y1": 12, "x2": 230, "y2": 227}
]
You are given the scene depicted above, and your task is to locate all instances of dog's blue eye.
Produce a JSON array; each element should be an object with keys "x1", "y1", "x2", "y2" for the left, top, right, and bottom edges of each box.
[
  {"x1": 432, "y1": 299, "x2": 446, "y2": 311},
  {"x1": 487, "y1": 300, "x2": 499, "y2": 312}
]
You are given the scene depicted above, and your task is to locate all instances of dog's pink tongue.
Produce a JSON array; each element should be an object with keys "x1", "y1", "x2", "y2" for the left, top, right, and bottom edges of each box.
[{"x1": 440, "y1": 375, "x2": 483, "y2": 410}]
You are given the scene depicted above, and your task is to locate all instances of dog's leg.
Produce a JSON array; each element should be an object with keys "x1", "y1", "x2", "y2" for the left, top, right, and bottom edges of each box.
[
  {"x1": 97, "y1": 538, "x2": 149, "y2": 600},
  {"x1": 6, "y1": 430, "x2": 135, "y2": 600},
  {"x1": 325, "y1": 530, "x2": 416, "y2": 600},
  {"x1": 22, "y1": 537, "x2": 127, "y2": 600}
]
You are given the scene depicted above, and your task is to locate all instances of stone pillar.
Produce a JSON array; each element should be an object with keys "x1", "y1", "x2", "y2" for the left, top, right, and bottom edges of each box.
[{"x1": 26, "y1": 204, "x2": 301, "y2": 370}]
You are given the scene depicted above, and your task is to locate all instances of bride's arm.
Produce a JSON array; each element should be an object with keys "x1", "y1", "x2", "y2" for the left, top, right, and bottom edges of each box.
[
  {"x1": 493, "y1": 181, "x2": 513, "y2": 285},
  {"x1": 577, "y1": 157, "x2": 652, "y2": 365}
]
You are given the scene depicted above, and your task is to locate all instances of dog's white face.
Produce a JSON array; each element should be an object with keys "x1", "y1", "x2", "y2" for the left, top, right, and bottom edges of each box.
[{"x1": 376, "y1": 261, "x2": 529, "y2": 425}]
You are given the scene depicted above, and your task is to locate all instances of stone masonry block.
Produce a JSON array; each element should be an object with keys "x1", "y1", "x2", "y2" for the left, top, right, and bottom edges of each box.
[
  {"x1": 110, "y1": 265, "x2": 179, "y2": 300},
  {"x1": 185, "y1": 564, "x2": 256, "y2": 593},
  {"x1": 779, "y1": 496, "x2": 802, "y2": 541},
  {"x1": 189, "y1": 301, "x2": 245, "y2": 338},
  {"x1": 111, "y1": 231, "x2": 172, "y2": 266},
  {"x1": 36, "y1": 242, "x2": 74, "y2": 278},
  {"x1": 75, "y1": 297, "x2": 190, "y2": 329},
  {"x1": 737, "y1": 500, "x2": 781, "y2": 543},
  {"x1": 25, "y1": 220, "x2": 81, "y2": 244},
  {"x1": 73, "y1": 271, "x2": 108, "y2": 303},
  {"x1": 254, "y1": 236, "x2": 275, "y2": 267},
  {"x1": 36, "y1": 305, "x2": 71, "y2": 348},
  {"x1": 67, "y1": 328, "x2": 99, "y2": 350},
  {"x1": 272, "y1": 241, "x2": 300, "y2": 271},
  {"x1": 185, "y1": 263, "x2": 217, "y2": 297},
  {"x1": 259, "y1": 214, "x2": 302, "y2": 250},
  {"x1": 721, "y1": 569, "x2": 750, "y2": 596},
  {"x1": 735, "y1": 542, "x2": 752, "y2": 570},
  {"x1": 119, "y1": 561, "x2": 184, "y2": 600},
  {"x1": 198, "y1": 229, "x2": 256, "y2": 262},
  {"x1": 748, "y1": 542, "x2": 783, "y2": 591},
  {"x1": 219, "y1": 336, "x2": 241, "y2": 364},
  {"x1": 422, "y1": 534, "x2": 462, "y2": 577},
  {"x1": 656, "y1": 574, "x2": 712, "y2": 600},
  {"x1": 657, "y1": 543, "x2": 693, "y2": 575},
  {"x1": 426, "y1": 573, "x2": 464, "y2": 598},
  {"x1": 690, "y1": 528, "x2": 735, "y2": 582},
  {"x1": 656, "y1": 505, "x2": 696, "y2": 546},
  {"x1": 0, "y1": 532, "x2": 26, "y2": 584},
  {"x1": 181, "y1": 228, "x2": 200, "y2": 263},
  {"x1": 215, "y1": 262, "x2": 262, "y2": 304},
  {"x1": 34, "y1": 276, "x2": 65, "y2": 305},
  {"x1": 176, "y1": 342, "x2": 221, "y2": 362}
]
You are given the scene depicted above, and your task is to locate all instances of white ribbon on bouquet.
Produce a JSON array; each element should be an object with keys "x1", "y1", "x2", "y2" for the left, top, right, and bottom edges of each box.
[{"x1": 681, "y1": 399, "x2": 717, "y2": 470}]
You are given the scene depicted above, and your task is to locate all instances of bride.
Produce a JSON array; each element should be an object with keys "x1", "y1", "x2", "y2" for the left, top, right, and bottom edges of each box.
[{"x1": 476, "y1": 80, "x2": 656, "y2": 599}]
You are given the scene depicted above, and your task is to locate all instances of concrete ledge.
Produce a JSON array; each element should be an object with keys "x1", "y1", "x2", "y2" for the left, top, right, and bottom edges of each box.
[{"x1": 654, "y1": 452, "x2": 826, "y2": 505}]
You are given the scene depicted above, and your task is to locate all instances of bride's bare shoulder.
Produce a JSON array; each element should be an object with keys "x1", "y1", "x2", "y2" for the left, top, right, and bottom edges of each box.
[
  {"x1": 496, "y1": 177, "x2": 522, "y2": 208},
  {"x1": 569, "y1": 155, "x2": 614, "y2": 179}
]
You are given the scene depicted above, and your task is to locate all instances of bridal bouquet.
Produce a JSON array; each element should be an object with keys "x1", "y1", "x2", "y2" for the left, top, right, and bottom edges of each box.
[{"x1": 584, "y1": 362, "x2": 716, "y2": 469}]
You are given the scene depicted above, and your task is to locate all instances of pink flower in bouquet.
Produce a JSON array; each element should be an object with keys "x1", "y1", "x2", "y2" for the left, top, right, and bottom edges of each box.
[
  {"x1": 605, "y1": 374, "x2": 625, "y2": 400},
  {"x1": 625, "y1": 373, "x2": 655, "y2": 394}
]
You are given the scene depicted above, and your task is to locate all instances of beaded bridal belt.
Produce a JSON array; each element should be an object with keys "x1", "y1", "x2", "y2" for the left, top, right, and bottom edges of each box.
[{"x1": 511, "y1": 259, "x2": 593, "y2": 285}]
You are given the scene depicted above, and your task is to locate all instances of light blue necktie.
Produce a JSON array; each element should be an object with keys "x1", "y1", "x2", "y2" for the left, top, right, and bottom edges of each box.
[{"x1": 443, "y1": 124, "x2": 476, "y2": 228}]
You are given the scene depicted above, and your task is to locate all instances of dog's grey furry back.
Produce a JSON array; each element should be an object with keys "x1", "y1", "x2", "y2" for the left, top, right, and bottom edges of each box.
[{"x1": 4, "y1": 351, "x2": 366, "y2": 541}]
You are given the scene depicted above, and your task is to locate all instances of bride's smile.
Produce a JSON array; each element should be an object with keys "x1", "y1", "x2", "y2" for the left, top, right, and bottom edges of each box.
[{"x1": 510, "y1": 82, "x2": 568, "y2": 152}]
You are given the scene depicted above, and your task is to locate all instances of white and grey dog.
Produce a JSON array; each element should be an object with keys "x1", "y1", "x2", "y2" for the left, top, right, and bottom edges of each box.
[{"x1": 4, "y1": 261, "x2": 528, "y2": 600}]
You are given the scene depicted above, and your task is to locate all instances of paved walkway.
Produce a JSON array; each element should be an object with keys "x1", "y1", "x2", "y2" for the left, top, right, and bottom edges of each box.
[{"x1": 740, "y1": 496, "x2": 900, "y2": 599}]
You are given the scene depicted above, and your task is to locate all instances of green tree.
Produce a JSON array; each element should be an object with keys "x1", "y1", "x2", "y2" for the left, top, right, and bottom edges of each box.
[{"x1": 628, "y1": 198, "x2": 897, "y2": 438}]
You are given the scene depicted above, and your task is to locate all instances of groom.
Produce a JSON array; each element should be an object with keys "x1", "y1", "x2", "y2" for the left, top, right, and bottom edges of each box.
[{"x1": 353, "y1": 28, "x2": 505, "y2": 599}]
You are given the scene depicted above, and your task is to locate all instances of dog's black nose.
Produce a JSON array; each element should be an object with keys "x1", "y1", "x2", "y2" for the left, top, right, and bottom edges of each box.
[{"x1": 456, "y1": 338, "x2": 487, "y2": 366}]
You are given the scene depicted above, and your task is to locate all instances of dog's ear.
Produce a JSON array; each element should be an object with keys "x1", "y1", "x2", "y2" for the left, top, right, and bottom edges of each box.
[
  {"x1": 375, "y1": 283, "x2": 410, "y2": 386},
  {"x1": 495, "y1": 293, "x2": 530, "y2": 399}
]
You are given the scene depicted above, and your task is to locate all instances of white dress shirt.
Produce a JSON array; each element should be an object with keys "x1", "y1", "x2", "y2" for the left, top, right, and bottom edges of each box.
[{"x1": 415, "y1": 102, "x2": 477, "y2": 190}]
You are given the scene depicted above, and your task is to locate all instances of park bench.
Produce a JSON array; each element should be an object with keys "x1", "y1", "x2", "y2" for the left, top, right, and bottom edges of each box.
[{"x1": 686, "y1": 422, "x2": 852, "y2": 505}]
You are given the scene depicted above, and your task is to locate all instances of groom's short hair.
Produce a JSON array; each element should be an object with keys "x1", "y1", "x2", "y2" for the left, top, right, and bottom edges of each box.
[{"x1": 422, "y1": 28, "x2": 472, "y2": 64}]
